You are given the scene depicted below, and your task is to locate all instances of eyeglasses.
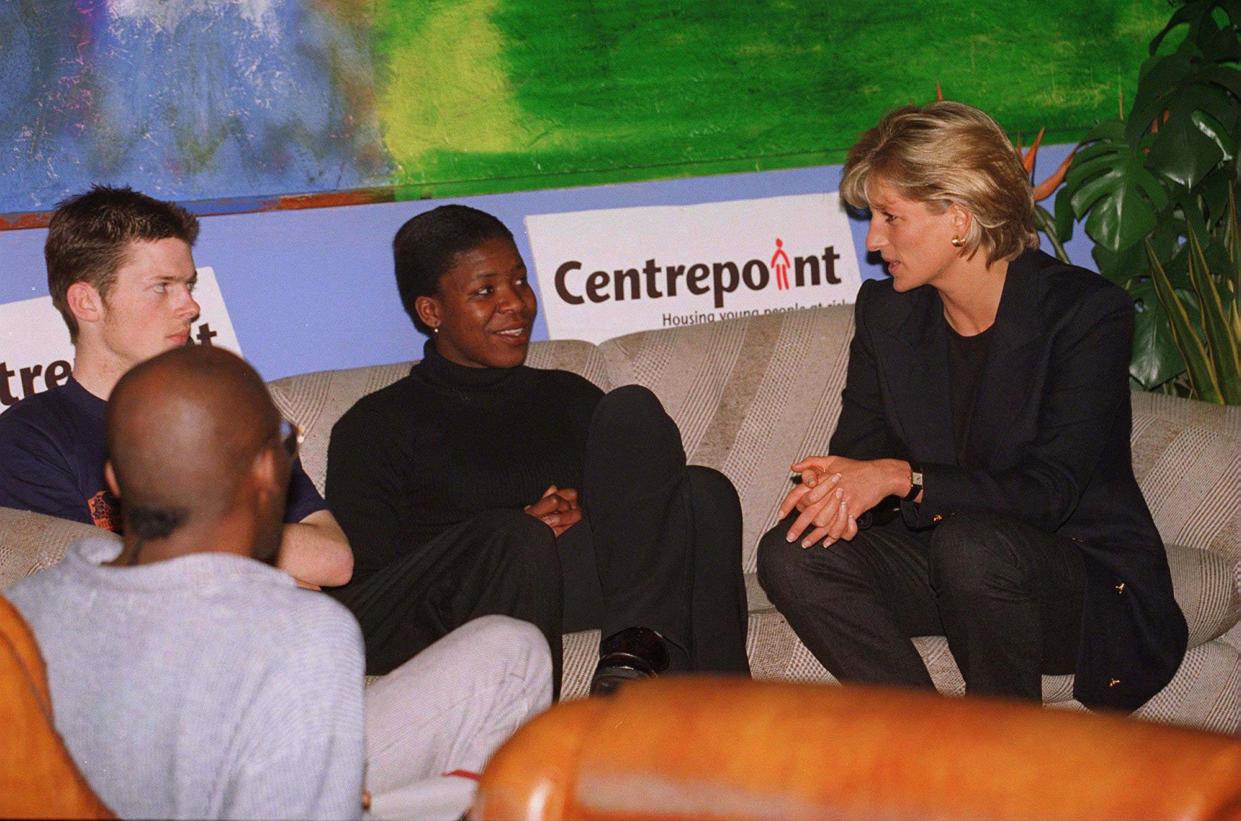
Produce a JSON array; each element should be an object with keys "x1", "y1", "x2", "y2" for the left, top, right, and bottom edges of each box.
[{"x1": 278, "y1": 418, "x2": 303, "y2": 459}]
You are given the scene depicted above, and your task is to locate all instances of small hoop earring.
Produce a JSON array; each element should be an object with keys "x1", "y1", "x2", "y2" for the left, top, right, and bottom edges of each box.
[{"x1": 950, "y1": 236, "x2": 964, "y2": 248}]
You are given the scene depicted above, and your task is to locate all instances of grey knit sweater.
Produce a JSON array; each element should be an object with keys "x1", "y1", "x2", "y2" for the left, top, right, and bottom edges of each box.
[{"x1": 6, "y1": 537, "x2": 365, "y2": 820}]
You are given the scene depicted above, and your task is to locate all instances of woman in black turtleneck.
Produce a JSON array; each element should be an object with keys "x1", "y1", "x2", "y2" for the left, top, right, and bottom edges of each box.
[{"x1": 326, "y1": 205, "x2": 750, "y2": 695}]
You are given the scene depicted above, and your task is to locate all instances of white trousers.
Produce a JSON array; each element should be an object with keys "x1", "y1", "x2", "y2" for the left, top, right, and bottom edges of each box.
[{"x1": 363, "y1": 615, "x2": 553, "y2": 820}]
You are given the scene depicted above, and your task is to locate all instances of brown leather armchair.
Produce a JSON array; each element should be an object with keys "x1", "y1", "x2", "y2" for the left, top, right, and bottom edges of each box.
[
  {"x1": 0, "y1": 596, "x2": 112, "y2": 820},
  {"x1": 473, "y1": 677, "x2": 1241, "y2": 820}
]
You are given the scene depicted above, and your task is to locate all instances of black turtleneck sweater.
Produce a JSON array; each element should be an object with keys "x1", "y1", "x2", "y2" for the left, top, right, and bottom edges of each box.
[{"x1": 326, "y1": 342, "x2": 604, "y2": 582}]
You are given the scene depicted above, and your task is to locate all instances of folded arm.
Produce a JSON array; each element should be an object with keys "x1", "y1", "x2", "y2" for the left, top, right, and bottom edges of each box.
[{"x1": 279, "y1": 509, "x2": 354, "y2": 588}]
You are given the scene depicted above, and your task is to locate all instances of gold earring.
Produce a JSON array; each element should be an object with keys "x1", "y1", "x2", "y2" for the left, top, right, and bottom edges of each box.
[{"x1": 950, "y1": 236, "x2": 964, "y2": 248}]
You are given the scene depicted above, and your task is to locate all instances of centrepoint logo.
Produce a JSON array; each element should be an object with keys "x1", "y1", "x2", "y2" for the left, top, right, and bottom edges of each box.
[{"x1": 553, "y1": 238, "x2": 844, "y2": 309}]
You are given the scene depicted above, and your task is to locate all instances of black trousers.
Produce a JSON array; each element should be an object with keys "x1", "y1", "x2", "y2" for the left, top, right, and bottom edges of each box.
[
  {"x1": 756, "y1": 511, "x2": 1085, "y2": 700},
  {"x1": 330, "y1": 385, "x2": 750, "y2": 691},
  {"x1": 327, "y1": 508, "x2": 563, "y2": 680},
  {"x1": 565, "y1": 385, "x2": 750, "y2": 676}
]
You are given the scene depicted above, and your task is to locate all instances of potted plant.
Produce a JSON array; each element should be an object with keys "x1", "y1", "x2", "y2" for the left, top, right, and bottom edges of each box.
[{"x1": 1047, "y1": 0, "x2": 1239, "y2": 404}]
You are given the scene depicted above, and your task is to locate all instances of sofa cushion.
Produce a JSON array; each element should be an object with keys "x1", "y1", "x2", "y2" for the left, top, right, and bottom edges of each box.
[
  {"x1": 1168, "y1": 542, "x2": 1241, "y2": 646},
  {"x1": 747, "y1": 608, "x2": 1240, "y2": 734}
]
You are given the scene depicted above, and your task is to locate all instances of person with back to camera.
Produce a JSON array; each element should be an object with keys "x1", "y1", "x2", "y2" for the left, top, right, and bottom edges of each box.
[
  {"x1": 756, "y1": 101, "x2": 1187, "y2": 711},
  {"x1": 4, "y1": 345, "x2": 553, "y2": 820},
  {"x1": 326, "y1": 205, "x2": 751, "y2": 695}
]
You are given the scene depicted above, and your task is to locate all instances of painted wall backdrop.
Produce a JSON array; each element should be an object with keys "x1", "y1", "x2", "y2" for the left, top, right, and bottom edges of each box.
[{"x1": 2, "y1": 0, "x2": 1166, "y2": 216}]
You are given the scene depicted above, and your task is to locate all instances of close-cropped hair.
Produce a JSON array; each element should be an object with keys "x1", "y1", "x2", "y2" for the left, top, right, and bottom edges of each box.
[
  {"x1": 393, "y1": 204, "x2": 515, "y2": 335},
  {"x1": 45, "y1": 185, "x2": 200, "y2": 342},
  {"x1": 840, "y1": 101, "x2": 1038, "y2": 265}
]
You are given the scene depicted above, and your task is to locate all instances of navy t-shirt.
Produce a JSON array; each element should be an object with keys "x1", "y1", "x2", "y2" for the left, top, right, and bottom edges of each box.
[{"x1": 0, "y1": 377, "x2": 326, "y2": 531}]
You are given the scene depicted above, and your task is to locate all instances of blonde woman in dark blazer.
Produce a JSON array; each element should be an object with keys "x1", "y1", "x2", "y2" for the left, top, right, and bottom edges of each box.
[{"x1": 757, "y1": 101, "x2": 1187, "y2": 712}]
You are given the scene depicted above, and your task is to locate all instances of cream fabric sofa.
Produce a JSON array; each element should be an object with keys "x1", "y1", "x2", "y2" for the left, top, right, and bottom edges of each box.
[{"x1": 2, "y1": 305, "x2": 1237, "y2": 732}]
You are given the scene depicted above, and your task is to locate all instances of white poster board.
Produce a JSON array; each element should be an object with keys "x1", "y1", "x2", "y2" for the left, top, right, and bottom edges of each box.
[{"x1": 526, "y1": 193, "x2": 862, "y2": 344}]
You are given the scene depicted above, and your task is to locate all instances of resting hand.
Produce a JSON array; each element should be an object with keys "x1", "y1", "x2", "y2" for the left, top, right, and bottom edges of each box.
[
  {"x1": 780, "y1": 455, "x2": 909, "y2": 547},
  {"x1": 523, "y1": 485, "x2": 582, "y2": 538}
]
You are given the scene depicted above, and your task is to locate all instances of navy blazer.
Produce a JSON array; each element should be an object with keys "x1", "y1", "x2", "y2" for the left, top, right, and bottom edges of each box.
[{"x1": 831, "y1": 249, "x2": 1188, "y2": 711}]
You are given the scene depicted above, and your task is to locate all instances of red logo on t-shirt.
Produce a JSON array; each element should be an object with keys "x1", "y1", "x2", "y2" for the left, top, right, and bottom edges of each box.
[{"x1": 87, "y1": 490, "x2": 122, "y2": 533}]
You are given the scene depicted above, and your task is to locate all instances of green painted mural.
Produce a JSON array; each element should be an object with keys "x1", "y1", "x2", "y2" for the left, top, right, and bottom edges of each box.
[
  {"x1": 374, "y1": 0, "x2": 1167, "y2": 199},
  {"x1": 1, "y1": 0, "x2": 1167, "y2": 216}
]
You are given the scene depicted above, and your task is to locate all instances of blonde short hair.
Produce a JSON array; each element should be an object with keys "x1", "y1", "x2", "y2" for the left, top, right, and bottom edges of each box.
[{"x1": 840, "y1": 101, "x2": 1038, "y2": 265}]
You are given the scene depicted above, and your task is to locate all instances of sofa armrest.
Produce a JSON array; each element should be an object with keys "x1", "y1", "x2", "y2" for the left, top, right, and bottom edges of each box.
[
  {"x1": 473, "y1": 678, "x2": 1241, "y2": 820},
  {"x1": 0, "y1": 507, "x2": 114, "y2": 593}
]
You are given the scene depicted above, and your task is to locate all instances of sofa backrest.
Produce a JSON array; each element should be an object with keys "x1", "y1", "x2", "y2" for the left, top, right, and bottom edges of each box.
[
  {"x1": 1128, "y1": 391, "x2": 1240, "y2": 568},
  {"x1": 265, "y1": 305, "x2": 1240, "y2": 579},
  {"x1": 597, "y1": 306, "x2": 857, "y2": 573}
]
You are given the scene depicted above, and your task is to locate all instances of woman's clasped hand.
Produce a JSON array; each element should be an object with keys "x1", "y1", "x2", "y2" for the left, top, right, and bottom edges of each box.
[
  {"x1": 780, "y1": 456, "x2": 910, "y2": 547},
  {"x1": 523, "y1": 485, "x2": 582, "y2": 538}
]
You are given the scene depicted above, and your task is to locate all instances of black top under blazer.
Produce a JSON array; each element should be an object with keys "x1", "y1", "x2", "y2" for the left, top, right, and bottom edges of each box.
[{"x1": 830, "y1": 248, "x2": 1188, "y2": 712}]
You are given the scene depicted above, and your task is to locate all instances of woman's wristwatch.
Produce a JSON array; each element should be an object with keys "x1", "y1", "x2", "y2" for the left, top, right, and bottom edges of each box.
[{"x1": 903, "y1": 459, "x2": 924, "y2": 502}]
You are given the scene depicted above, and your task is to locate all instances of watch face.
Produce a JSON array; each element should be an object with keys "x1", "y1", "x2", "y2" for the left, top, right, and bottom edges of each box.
[{"x1": 912, "y1": 471, "x2": 924, "y2": 486}]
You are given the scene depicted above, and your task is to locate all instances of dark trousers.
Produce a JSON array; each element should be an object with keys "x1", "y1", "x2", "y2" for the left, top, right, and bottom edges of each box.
[
  {"x1": 327, "y1": 509, "x2": 563, "y2": 680},
  {"x1": 331, "y1": 385, "x2": 750, "y2": 693},
  {"x1": 564, "y1": 385, "x2": 750, "y2": 675},
  {"x1": 756, "y1": 511, "x2": 1085, "y2": 700}
]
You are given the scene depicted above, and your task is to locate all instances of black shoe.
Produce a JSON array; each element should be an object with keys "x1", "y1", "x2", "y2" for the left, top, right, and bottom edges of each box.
[{"x1": 589, "y1": 626, "x2": 671, "y2": 696}]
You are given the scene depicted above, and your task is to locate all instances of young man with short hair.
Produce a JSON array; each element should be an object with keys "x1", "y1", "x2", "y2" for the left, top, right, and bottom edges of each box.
[{"x1": 0, "y1": 185, "x2": 351, "y2": 587}]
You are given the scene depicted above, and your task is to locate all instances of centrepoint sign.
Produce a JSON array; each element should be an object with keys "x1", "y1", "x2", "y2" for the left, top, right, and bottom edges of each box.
[{"x1": 526, "y1": 193, "x2": 862, "y2": 344}]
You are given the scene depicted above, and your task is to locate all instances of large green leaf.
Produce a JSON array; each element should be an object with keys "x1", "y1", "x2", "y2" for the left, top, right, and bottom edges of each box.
[
  {"x1": 1203, "y1": 65, "x2": 1241, "y2": 102},
  {"x1": 1197, "y1": 163, "x2": 1236, "y2": 221},
  {"x1": 1128, "y1": 53, "x2": 1198, "y2": 145},
  {"x1": 1148, "y1": 0, "x2": 1205, "y2": 54},
  {"x1": 1092, "y1": 240, "x2": 1150, "y2": 287},
  {"x1": 1200, "y1": 12, "x2": 1241, "y2": 60},
  {"x1": 1169, "y1": 182, "x2": 1214, "y2": 242},
  {"x1": 1146, "y1": 87, "x2": 1234, "y2": 188},
  {"x1": 1081, "y1": 160, "x2": 1167, "y2": 252},
  {"x1": 1079, "y1": 119, "x2": 1128, "y2": 145},
  {"x1": 1143, "y1": 217, "x2": 1191, "y2": 286},
  {"x1": 1150, "y1": 1, "x2": 1241, "y2": 59},
  {"x1": 1063, "y1": 130, "x2": 1169, "y2": 252},
  {"x1": 1149, "y1": 0, "x2": 1241, "y2": 55},
  {"x1": 1130, "y1": 285, "x2": 1187, "y2": 388}
]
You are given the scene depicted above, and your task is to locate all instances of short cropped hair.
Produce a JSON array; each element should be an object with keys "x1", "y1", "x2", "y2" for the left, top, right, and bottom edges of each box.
[
  {"x1": 46, "y1": 185, "x2": 200, "y2": 342},
  {"x1": 393, "y1": 205, "x2": 515, "y2": 335},
  {"x1": 840, "y1": 101, "x2": 1038, "y2": 265}
]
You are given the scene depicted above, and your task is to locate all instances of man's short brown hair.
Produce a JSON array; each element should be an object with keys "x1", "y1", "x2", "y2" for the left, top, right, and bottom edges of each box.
[
  {"x1": 45, "y1": 186, "x2": 200, "y2": 342},
  {"x1": 840, "y1": 101, "x2": 1038, "y2": 266}
]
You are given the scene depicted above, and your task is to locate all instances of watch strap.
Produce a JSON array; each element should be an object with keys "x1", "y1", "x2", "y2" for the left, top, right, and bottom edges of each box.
[{"x1": 903, "y1": 460, "x2": 924, "y2": 502}]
